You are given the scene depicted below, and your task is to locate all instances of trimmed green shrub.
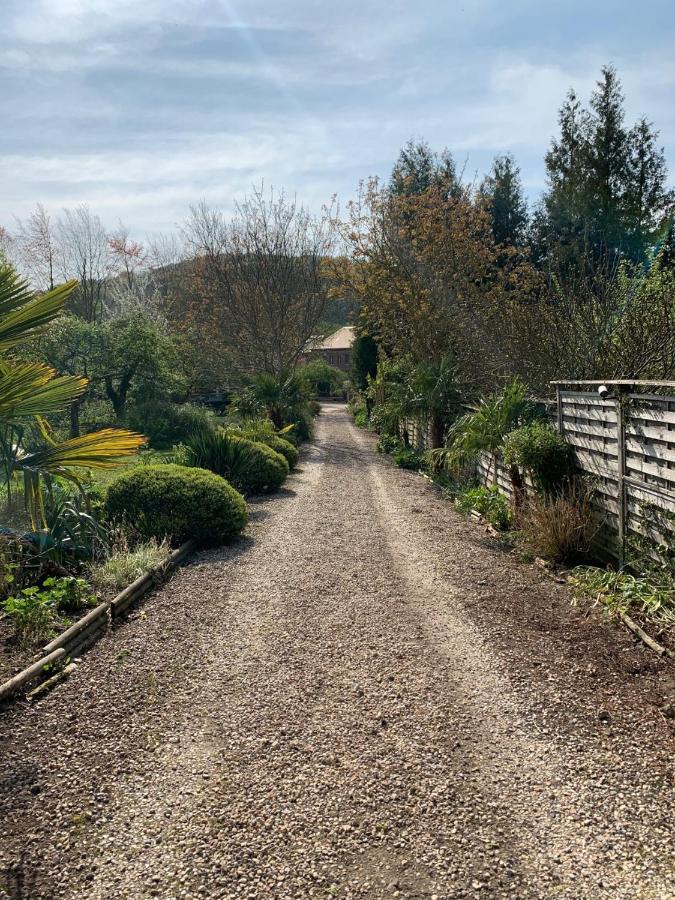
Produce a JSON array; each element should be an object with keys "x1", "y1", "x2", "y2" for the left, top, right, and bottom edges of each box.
[
  {"x1": 105, "y1": 464, "x2": 247, "y2": 545},
  {"x1": 456, "y1": 485, "x2": 512, "y2": 530},
  {"x1": 185, "y1": 431, "x2": 289, "y2": 495},
  {"x1": 252, "y1": 434, "x2": 298, "y2": 469},
  {"x1": 307, "y1": 399, "x2": 322, "y2": 416},
  {"x1": 230, "y1": 428, "x2": 299, "y2": 469},
  {"x1": 502, "y1": 422, "x2": 573, "y2": 494},
  {"x1": 127, "y1": 401, "x2": 213, "y2": 449}
]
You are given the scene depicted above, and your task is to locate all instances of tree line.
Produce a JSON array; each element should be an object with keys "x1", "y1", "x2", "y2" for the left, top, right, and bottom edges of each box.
[
  {"x1": 340, "y1": 65, "x2": 675, "y2": 396},
  {"x1": 1, "y1": 63, "x2": 674, "y2": 436}
]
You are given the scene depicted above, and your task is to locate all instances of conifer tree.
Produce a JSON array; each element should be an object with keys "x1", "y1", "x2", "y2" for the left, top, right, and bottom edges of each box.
[
  {"x1": 480, "y1": 154, "x2": 528, "y2": 246},
  {"x1": 541, "y1": 66, "x2": 672, "y2": 265},
  {"x1": 390, "y1": 140, "x2": 457, "y2": 197}
]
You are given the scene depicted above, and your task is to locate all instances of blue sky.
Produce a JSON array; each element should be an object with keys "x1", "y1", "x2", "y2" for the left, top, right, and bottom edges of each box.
[{"x1": 2, "y1": 0, "x2": 674, "y2": 237}]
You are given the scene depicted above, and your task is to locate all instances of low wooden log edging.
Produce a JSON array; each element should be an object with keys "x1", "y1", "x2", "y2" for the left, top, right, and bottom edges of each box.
[
  {"x1": 0, "y1": 539, "x2": 197, "y2": 706},
  {"x1": 0, "y1": 647, "x2": 66, "y2": 704},
  {"x1": 43, "y1": 600, "x2": 111, "y2": 654}
]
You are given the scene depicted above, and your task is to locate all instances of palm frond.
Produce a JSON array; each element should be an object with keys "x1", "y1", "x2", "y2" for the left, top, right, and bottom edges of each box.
[
  {"x1": 0, "y1": 266, "x2": 78, "y2": 351},
  {"x1": 0, "y1": 362, "x2": 88, "y2": 420},
  {"x1": 18, "y1": 428, "x2": 146, "y2": 471}
]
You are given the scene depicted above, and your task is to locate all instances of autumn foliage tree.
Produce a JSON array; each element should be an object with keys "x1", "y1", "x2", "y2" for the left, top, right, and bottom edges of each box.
[{"x1": 338, "y1": 176, "x2": 540, "y2": 394}]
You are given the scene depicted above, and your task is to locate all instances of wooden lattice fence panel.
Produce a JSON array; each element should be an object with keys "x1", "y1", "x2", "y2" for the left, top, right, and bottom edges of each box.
[
  {"x1": 401, "y1": 383, "x2": 675, "y2": 565},
  {"x1": 470, "y1": 383, "x2": 675, "y2": 564},
  {"x1": 401, "y1": 418, "x2": 432, "y2": 451},
  {"x1": 555, "y1": 384, "x2": 675, "y2": 564}
]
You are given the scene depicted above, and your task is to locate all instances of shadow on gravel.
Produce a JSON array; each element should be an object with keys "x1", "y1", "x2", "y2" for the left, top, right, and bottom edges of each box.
[
  {"x1": 0, "y1": 852, "x2": 38, "y2": 900},
  {"x1": 310, "y1": 442, "x2": 368, "y2": 469}
]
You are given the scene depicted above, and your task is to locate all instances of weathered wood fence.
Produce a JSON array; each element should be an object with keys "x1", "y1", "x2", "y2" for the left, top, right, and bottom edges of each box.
[
  {"x1": 401, "y1": 417, "x2": 433, "y2": 451},
  {"x1": 401, "y1": 381, "x2": 675, "y2": 565},
  {"x1": 551, "y1": 380, "x2": 675, "y2": 564}
]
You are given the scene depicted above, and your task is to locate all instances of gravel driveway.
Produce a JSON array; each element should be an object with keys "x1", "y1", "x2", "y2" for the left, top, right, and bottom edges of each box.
[{"x1": 1, "y1": 402, "x2": 674, "y2": 899}]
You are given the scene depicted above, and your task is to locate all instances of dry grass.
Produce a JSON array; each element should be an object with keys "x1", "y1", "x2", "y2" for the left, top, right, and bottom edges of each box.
[
  {"x1": 519, "y1": 481, "x2": 596, "y2": 563},
  {"x1": 88, "y1": 535, "x2": 170, "y2": 592}
]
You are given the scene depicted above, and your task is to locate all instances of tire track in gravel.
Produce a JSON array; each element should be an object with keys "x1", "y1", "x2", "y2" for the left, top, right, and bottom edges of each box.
[{"x1": 1, "y1": 402, "x2": 673, "y2": 900}]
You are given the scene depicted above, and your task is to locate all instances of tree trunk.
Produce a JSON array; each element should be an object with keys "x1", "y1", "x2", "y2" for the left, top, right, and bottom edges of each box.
[
  {"x1": 69, "y1": 400, "x2": 81, "y2": 438},
  {"x1": 429, "y1": 414, "x2": 443, "y2": 449},
  {"x1": 105, "y1": 369, "x2": 135, "y2": 421}
]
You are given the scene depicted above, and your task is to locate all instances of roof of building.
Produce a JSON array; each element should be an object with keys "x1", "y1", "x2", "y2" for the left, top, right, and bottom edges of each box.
[{"x1": 316, "y1": 326, "x2": 356, "y2": 351}]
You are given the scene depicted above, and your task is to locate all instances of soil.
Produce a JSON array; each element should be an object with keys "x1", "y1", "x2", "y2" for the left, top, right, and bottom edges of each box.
[{"x1": 0, "y1": 402, "x2": 673, "y2": 899}]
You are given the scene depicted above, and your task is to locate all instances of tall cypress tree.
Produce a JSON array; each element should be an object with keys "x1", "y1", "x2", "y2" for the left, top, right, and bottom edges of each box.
[
  {"x1": 585, "y1": 66, "x2": 629, "y2": 250},
  {"x1": 480, "y1": 154, "x2": 528, "y2": 246},
  {"x1": 624, "y1": 117, "x2": 674, "y2": 258},
  {"x1": 390, "y1": 140, "x2": 457, "y2": 197},
  {"x1": 541, "y1": 66, "x2": 672, "y2": 265},
  {"x1": 545, "y1": 89, "x2": 586, "y2": 223}
]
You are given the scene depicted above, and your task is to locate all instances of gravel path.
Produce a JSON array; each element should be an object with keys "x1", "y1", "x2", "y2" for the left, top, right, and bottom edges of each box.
[{"x1": 1, "y1": 402, "x2": 674, "y2": 899}]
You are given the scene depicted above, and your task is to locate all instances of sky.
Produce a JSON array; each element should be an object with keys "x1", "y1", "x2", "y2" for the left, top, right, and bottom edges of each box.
[{"x1": 2, "y1": 0, "x2": 675, "y2": 237}]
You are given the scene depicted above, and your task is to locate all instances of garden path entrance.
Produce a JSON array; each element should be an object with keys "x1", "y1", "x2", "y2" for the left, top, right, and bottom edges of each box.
[{"x1": 0, "y1": 402, "x2": 673, "y2": 898}]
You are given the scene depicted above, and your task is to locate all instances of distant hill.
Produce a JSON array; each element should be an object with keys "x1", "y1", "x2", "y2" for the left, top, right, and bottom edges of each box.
[{"x1": 316, "y1": 295, "x2": 359, "y2": 337}]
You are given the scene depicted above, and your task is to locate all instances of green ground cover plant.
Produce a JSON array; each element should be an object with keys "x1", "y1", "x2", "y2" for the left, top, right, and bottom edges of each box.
[
  {"x1": 2, "y1": 576, "x2": 96, "y2": 647},
  {"x1": 455, "y1": 485, "x2": 512, "y2": 530},
  {"x1": 570, "y1": 566, "x2": 675, "y2": 628}
]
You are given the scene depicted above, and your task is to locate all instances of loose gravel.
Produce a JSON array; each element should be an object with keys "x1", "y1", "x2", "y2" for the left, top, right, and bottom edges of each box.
[{"x1": 0, "y1": 402, "x2": 673, "y2": 899}]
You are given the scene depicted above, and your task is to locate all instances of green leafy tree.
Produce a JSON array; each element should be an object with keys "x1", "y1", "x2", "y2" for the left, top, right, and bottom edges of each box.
[
  {"x1": 36, "y1": 312, "x2": 179, "y2": 428},
  {"x1": 298, "y1": 359, "x2": 346, "y2": 397},
  {"x1": 97, "y1": 314, "x2": 178, "y2": 421}
]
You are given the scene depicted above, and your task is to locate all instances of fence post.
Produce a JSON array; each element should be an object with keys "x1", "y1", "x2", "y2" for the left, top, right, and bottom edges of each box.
[
  {"x1": 556, "y1": 384, "x2": 564, "y2": 434},
  {"x1": 616, "y1": 392, "x2": 627, "y2": 568}
]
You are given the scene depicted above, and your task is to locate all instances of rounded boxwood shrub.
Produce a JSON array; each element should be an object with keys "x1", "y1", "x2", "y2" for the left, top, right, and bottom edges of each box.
[
  {"x1": 241, "y1": 432, "x2": 298, "y2": 469},
  {"x1": 242, "y1": 440, "x2": 289, "y2": 493},
  {"x1": 105, "y1": 464, "x2": 247, "y2": 545},
  {"x1": 503, "y1": 422, "x2": 574, "y2": 495},
  {"x1": 185, "y1": 431, "x2": 289, "y2": 495}
]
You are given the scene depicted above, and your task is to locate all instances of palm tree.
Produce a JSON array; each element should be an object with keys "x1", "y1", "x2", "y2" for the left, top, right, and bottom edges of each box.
[
  {"x1": 0, "y1": 261, "x2": 145, "y2": 526},
  {"x1": 431, "y1": 378, "x2": 545, "y2": 505},
  {"x1": 238, "y1": 372, "x2": 309, "y2": 431},
  {"x1": 404, "y1": 355, "x2": 460, "y2": 448}
]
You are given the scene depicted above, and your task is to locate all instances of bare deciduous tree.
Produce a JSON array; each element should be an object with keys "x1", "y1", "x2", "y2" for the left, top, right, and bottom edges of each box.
[
  {"x1": 109, "y1": 222, "x2": 147, "y2": 290},
  {"x1": 0, "y1": 225, "x2": 16, "y2": 264},
  {"x1": 56, "y1": 206, "x2": 114, "y2": 322},
  {"x1": 14, "y1": 203, "x2": 57, "y2": 291},
  {"x1": 185, "y1": 187, "x2": 337, "y2": 375}
]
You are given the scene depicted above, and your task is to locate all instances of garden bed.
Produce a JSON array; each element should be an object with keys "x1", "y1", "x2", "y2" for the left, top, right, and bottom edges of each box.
[{"x1": 0, "y1": 541, "x2": 194, "y2": 704}]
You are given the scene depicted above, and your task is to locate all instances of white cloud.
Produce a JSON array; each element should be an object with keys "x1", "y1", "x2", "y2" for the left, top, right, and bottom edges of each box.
[
  {"x1": 1, "y1": 0, "x2": 673, "y2": 235},
  {"x1": 9, "y1": 0, "x2": 204, "y2": 43}
]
